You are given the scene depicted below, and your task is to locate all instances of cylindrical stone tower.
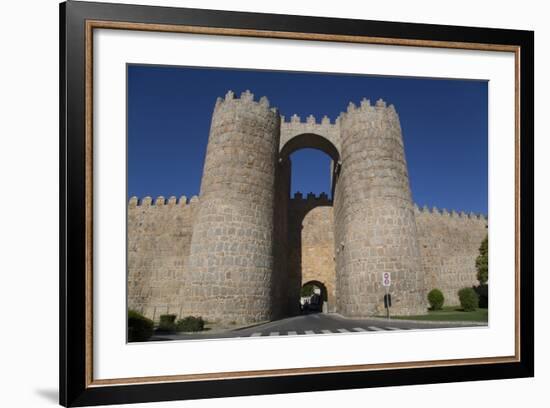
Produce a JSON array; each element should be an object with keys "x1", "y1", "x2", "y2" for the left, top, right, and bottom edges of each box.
[
  {"x1": 334, "y1": 98, "x2": 426, "y2": 316},
  {"x1": 185, "y1": 90, "x2": 280, "y2": 324}
]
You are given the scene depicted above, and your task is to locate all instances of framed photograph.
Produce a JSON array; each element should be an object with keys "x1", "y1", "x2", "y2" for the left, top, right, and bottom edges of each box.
[{"x1": 60, "y1": 1, "x2": 534, "y2": 406}]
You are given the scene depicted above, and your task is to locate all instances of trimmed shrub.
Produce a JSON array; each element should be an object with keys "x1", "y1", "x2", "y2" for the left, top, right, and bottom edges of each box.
[
  {"x1": 158, "y1": 314, "x2": 177, "y2": 332},
  {"x1": 128, "y1": 310, "x2": 154, "y2": 342},
  {"x1": 458, "y1": 287, "x2": 479, "y2": 312},
  {"x1": 176, "y1": 316, "x2": 205, "y2": 332},
  {"x1": 473, "y1": 284, "x2": 489, "y2": 308},
  {"x1": 427, "y1": 289, "x2": 445, "y2": 310}
]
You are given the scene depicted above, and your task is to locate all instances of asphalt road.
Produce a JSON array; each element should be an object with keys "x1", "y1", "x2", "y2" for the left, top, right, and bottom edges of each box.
[{"x1": 149, "y1": 312, "x2": 486, "y2": 342}]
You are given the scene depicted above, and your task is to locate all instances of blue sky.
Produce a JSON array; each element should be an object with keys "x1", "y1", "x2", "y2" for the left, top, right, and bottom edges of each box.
[{"x1": 128, "y1": 65, "x2": 488, "y2": 214}]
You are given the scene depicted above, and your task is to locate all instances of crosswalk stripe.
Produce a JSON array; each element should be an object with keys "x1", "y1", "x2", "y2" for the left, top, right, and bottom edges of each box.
[{"x1": 250, "y1": 327, "x2": 410, "y2": 337}]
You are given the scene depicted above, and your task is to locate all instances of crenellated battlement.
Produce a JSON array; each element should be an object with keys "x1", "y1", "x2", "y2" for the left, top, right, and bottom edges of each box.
[
  {"x1": 278, "y1": 96, "x2": 400, "y2": 157},
  {"x1": 279, "y1": 113, "x2": 341, "y2": 157},
  {"x1": 337, "y1": 97, "x2": 398, "y2": 120},
  {"x1": 289, "y1": 191, "x2": 332, "y2": 203},
  {"x1": 128, "y1": 195, "x2": 199, "y2": 208},
  {"x1": 214, "y1": 89, "x2": 279, "y2": 114},
  {"x1": 281, "y1": 97, "x2": 396, "y2": 126},
  {"x1": 285, "y1": 196, "x2": 486, "y2": 221},
  {"x1": 413, "y1": 203, "x2": 487, "y2": 221},
  {"x1": 280, "y1": 113, "x2": 336, "y2": 125}
]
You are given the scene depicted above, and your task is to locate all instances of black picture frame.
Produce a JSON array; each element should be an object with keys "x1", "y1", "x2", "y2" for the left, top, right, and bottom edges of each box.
[{"x1": 60, "y1": 1, "x2": 534, "y2": 406}]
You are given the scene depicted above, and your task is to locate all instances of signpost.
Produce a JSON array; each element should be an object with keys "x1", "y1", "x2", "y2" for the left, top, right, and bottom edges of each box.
[{"x1": 382, "y1": 272, "x2": 391, "y2": 319}]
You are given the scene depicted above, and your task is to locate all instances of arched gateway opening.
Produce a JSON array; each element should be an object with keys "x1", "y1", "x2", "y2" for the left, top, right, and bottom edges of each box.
[
  {"x1": 275, "y1": 127, "x2": 341, "y2": 317},
  {"x1": 300, "y1": 281, "x2": 329, "y2": 313}
]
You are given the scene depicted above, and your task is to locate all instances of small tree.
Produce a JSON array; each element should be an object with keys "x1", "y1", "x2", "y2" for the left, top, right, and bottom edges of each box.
[
  {"x1": 427, "y1": 289, "x2": 445, "y2": 310},
  {"x1": 476, "y1": 235, "x2": 488, "y2": 285}
]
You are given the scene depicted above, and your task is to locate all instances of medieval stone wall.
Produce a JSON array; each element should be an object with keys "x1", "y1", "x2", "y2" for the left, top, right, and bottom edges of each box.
[
  {"x1": 127, "y1": 195, "x2": 199, "y2": 320},
  {"x1": 127, "y1": 195, "x2": 487, "y2": 320},
  {"x1": 127, "y1": 90, "x2": 488, "y2": 324},
  {"x1": 414, "y1": 206, "x2": 488, "y2": 306}
]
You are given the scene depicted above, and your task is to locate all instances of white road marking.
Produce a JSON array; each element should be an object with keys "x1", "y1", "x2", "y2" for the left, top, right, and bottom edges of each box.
[
  {"x1": 304, "y1": 330, "x2": 315, "y2": 335},
  {"x1": 352, "y1": 327, "x2": 367, "y2": 332},
  {"x1": 337, "y1": 329, "x2": 350, "y2": 333},
  {"x1": 269, "y1": 332, "x2": 279, "y2": 336},
  {"x1": 250, "y1": 332, "x2": 262, "y2": 337},
  {"x1": 368, "y1": 326, "x2": 385, "y2": 331},
  {"x1": 287, "y1": 331, "x2": 297, "y2": 336},
  {"x1": 387, "y1": 327, "x2": 401, "y2": 330},
  {"x1": 321, "y1": 330, "x2": 332, "y2": 334}
]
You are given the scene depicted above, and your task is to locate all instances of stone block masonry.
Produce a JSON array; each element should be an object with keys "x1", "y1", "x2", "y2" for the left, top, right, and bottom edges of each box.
[
  {"x1": 185, "y1": 90, "x2": 281, "y2": 324},
  {"x1": 127, "y1": 195, "x2": 199, "y2": 320},
  {"x1": 415, "y1": 205, "x2": 488, "y2": 306},
  {"x1": 334, "y1": 99, "x2": 426, "y2": 316},
  {"x1": 127, "y1": 90, "x2": 488, "y2": 324}
]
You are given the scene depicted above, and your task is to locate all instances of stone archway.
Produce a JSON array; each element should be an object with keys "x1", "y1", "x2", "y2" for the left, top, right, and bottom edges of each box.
[
  {"x1": 280, "y1": 132, "x2": 340, "y2": 163},
  {"x1": 279, "y1": 132, "x2": 341, "y2": 198},
  {"x1": 276, "y1": 123, "x2": 340, "y2": 317},
  {"x1": 279, "y1": 113, "x2": 341, "y2": 162},
  {"x1": 300, "y1": 280, "x2": 329, "y2": 313}
]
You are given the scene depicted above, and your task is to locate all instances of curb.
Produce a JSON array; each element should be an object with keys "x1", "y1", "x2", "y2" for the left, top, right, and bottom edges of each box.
[
  {"x1": 330, "y1": 312, "x2": 487, "y2": 326},
  {"x1": 230, "y1": 320, "x2": 271, "y2": 332},
  {"x1": 362, "y1": 316, "x2": 487, "y2": 326}
]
